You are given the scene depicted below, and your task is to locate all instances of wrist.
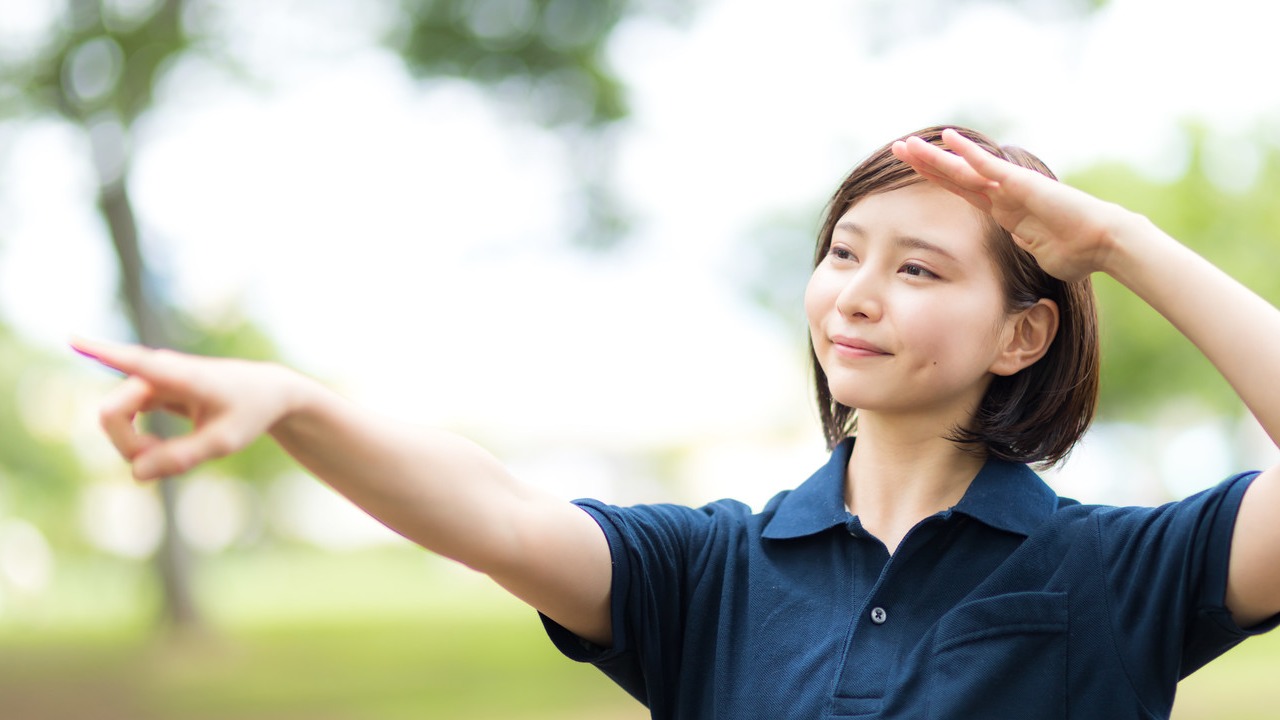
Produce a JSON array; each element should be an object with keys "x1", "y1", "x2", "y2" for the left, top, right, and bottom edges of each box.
[
  {"x1": 266, "y1": 363, "x2": 323, "y2": 433},
  {"x1": 1097, "y1": 207, "x2": 1161, "y2": 278},
  {"x1": 1099, "y1": 208, "x2": 1186, "y2": 290}
]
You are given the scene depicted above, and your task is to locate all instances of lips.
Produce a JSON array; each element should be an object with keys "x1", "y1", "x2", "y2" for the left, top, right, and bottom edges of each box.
[{"x1": 830, "y1": 334, "x2": 890, "y2": 357}]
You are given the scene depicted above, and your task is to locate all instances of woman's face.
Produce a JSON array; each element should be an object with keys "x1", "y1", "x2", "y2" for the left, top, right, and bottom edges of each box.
[{"x1": 805, "y1": 182, "x2": 1015, "y2": 428}]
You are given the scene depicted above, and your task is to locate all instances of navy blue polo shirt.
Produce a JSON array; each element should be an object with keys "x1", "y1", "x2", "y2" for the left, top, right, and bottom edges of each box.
[{"x1": 541, "y1": 438, "x2": 1277, "y2": 719}]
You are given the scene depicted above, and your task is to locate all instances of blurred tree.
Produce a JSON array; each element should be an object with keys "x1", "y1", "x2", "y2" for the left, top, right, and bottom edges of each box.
[
  {"x1": 3, "y1": 0, "x2": 206, "y2": 631},
  {"x1": 393, "y1": 0, "x2": 635, "y2": 128},
  {"x1": 0, "y1": 0, "x2": 697, "y2": 631},
  {"x1": 388, "y1": 0, "x2": 692, "y2": 250}
]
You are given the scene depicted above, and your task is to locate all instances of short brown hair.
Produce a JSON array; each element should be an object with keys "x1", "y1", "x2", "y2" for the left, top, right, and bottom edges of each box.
[{"x1": 810, "y1": 126, "x2": 1099, "y2": 467}]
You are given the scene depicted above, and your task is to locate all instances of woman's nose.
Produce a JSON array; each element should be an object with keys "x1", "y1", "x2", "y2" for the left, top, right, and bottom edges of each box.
[{"x1": 834, "y1": 269, "x2": 883, "y2": 321}]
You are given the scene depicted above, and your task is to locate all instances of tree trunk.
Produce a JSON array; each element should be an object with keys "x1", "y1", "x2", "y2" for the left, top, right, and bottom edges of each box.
[{"x1": 97, "y1": 167, "x2": 201, "y2": 632}]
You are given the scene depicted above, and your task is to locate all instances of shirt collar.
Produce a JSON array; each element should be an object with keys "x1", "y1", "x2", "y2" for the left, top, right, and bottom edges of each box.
[
  {"x1": 761, "y1": 439, "x2": 856, "y2": 540},
  {"x1": 762, "y1": 438, "x2": 1059, "y2": 540}
]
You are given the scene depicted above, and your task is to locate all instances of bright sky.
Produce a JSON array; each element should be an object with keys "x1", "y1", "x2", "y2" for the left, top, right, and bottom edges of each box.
[{"x1": 3, "y1": 0, "x2": 1279, "y2": 512}]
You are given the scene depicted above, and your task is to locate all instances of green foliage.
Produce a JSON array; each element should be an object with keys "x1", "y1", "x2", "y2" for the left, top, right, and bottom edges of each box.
[
  {"x1": 0, "y1": 324, "x2": 89, "y2": 539},
  {"x1": 1066, "y1": 129, "x2": 1280, "y2": 419},
  {"x1": 392, "y1": 0, "x2": 630, "y2": 128},
  {"x1": 13, "y1": 0, "x2": 193, "y2": 126},
  {"x1": 389, "y1": 0, "x2": 695, "y2": 249}
]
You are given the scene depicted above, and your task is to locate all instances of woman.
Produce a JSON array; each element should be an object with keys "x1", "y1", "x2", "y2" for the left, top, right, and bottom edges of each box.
[{"x1": 76, "y1": 126, "x2": 1280, "y2": 718}]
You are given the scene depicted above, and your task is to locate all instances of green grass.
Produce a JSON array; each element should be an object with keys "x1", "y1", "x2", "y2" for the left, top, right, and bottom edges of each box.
[
  {"x1": 0, "y1": 547, "x2": 644, "y2": 720},
  {"x1": 0, "y1": 614, "x2": 644, "y2": 720},
  {"x1": 2, "y1": 546, "x2": 1279, "y2": 719},
  {"x1": 149, "y1": 616, "x2": 639, "y2": 719}
]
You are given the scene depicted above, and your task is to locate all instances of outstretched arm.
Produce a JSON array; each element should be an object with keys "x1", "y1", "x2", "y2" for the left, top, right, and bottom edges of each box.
[
  {"x1": 893, "y1": 129, "x2": 1280, "y2": 627},
  {"x1": 73, "y1": 339, "x2": 614, "y2": 645}
]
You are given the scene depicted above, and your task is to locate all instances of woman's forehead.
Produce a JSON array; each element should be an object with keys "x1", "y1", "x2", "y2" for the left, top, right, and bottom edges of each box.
[{"x1": 837, "y1": 184, "x2": 988, "y2": 252}]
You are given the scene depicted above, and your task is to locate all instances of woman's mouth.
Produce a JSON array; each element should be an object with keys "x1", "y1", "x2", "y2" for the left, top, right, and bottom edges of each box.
[{"x1": 830, "y1": 334, "x2": 891, "y2": 358}]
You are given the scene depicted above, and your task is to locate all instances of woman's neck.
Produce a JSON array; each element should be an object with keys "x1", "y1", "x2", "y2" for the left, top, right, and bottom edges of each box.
[{"x1": 844, "y1": 413, "x2": 986, "y2": 554}]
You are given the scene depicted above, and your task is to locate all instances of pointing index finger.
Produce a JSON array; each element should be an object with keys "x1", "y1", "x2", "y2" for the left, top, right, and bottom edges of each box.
[{"x1": 71, "y1": 337, "x2": 151, "y2": 376}]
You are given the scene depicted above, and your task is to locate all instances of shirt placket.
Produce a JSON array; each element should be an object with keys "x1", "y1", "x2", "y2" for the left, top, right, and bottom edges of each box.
[{"x1": 828, "y1": 515, "x2": 944, "y2": 717}]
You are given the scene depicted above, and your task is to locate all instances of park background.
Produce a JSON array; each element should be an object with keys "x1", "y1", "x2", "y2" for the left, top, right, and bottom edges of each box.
[{"x1": 2, "y1": 0, "x2": 1280, "y2": 717}]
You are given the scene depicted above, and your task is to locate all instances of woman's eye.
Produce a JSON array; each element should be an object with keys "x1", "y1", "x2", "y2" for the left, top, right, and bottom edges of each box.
[
  {"x1": 829, "y1": 247, "x2": 856, "y2": 261},
  {"x1": 900, "y1": 263, "x2": 937, "y2": 279}
]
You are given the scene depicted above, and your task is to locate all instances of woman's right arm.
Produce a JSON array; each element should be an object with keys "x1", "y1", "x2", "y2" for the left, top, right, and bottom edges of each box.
[{"x1": 73, "y1": 339, "x2": 614, "y2": 646}]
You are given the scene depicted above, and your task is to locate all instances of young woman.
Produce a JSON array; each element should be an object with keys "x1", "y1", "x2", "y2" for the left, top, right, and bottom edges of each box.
[{"x1": 76, "y1": 126, "x2": 1280, "y2": 718}]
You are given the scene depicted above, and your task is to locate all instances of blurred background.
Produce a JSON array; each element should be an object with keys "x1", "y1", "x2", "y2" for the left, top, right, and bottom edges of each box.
[{"x1": 1, "y1": 0, "x2": 1279, "y2": 717}]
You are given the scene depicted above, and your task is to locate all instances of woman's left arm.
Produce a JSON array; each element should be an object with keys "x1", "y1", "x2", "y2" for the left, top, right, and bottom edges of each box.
[{"x1": 894, "y1": 128, "x2": 1280, "y2": 627}]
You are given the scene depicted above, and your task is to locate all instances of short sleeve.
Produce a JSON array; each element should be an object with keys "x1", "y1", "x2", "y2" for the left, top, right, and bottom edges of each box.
[
  {"x1": 1097, "y1": 471, "x2": 1280, "y2": 696},
  {"x1": 538, "y1": 497, "x2": 751, "y2": 710}
]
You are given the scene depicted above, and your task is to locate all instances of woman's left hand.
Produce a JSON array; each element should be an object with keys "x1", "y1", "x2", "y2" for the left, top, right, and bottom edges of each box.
[{"x1": 891, "y1": 128, "x2": 1132, "y2": 282}]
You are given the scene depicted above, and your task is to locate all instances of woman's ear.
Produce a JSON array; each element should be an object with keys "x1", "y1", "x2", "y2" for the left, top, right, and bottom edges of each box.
[{"x1": 990, "y1": 298, "x2": 1059, "y2": 377}]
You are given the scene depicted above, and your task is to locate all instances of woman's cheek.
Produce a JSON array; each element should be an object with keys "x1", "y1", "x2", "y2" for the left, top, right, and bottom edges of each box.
[{"x1": 803, "y1": 272, "x2": 835, "y2": 335}]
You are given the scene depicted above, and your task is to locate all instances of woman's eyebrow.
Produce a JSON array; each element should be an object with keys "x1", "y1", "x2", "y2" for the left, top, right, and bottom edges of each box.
[
  {"x1": 893, "y1": 235, "x2": 958, "y2": 262},
  {"x1": 834, "y1": 220, "x2": 959, "y2": 262}
]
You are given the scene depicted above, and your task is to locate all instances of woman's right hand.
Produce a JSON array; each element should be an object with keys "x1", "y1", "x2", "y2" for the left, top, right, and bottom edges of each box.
[
  {"x1": 72, "y1": 338, "x2": 299, "y2": 481},
  {"x1": 891, "y1": 128, "x2": 1130, "y2": 283},
  {"x1": 74, "y1": 337, "x2": 615, "y2": 645}
]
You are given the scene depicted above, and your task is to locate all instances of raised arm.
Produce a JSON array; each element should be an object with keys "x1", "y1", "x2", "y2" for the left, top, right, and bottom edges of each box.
[
  {"x1": 893, "y1": 129, "x2": 1280, "y2": 627},
  {"x1": 72, "y1": 339, "x2": 614, "y2": 645}
]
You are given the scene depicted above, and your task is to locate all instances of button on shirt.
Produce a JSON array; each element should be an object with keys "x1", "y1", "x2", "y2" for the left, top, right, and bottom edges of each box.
[{"x1": 541, "y1": 438, "x2": 1277, "y2": 719}]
